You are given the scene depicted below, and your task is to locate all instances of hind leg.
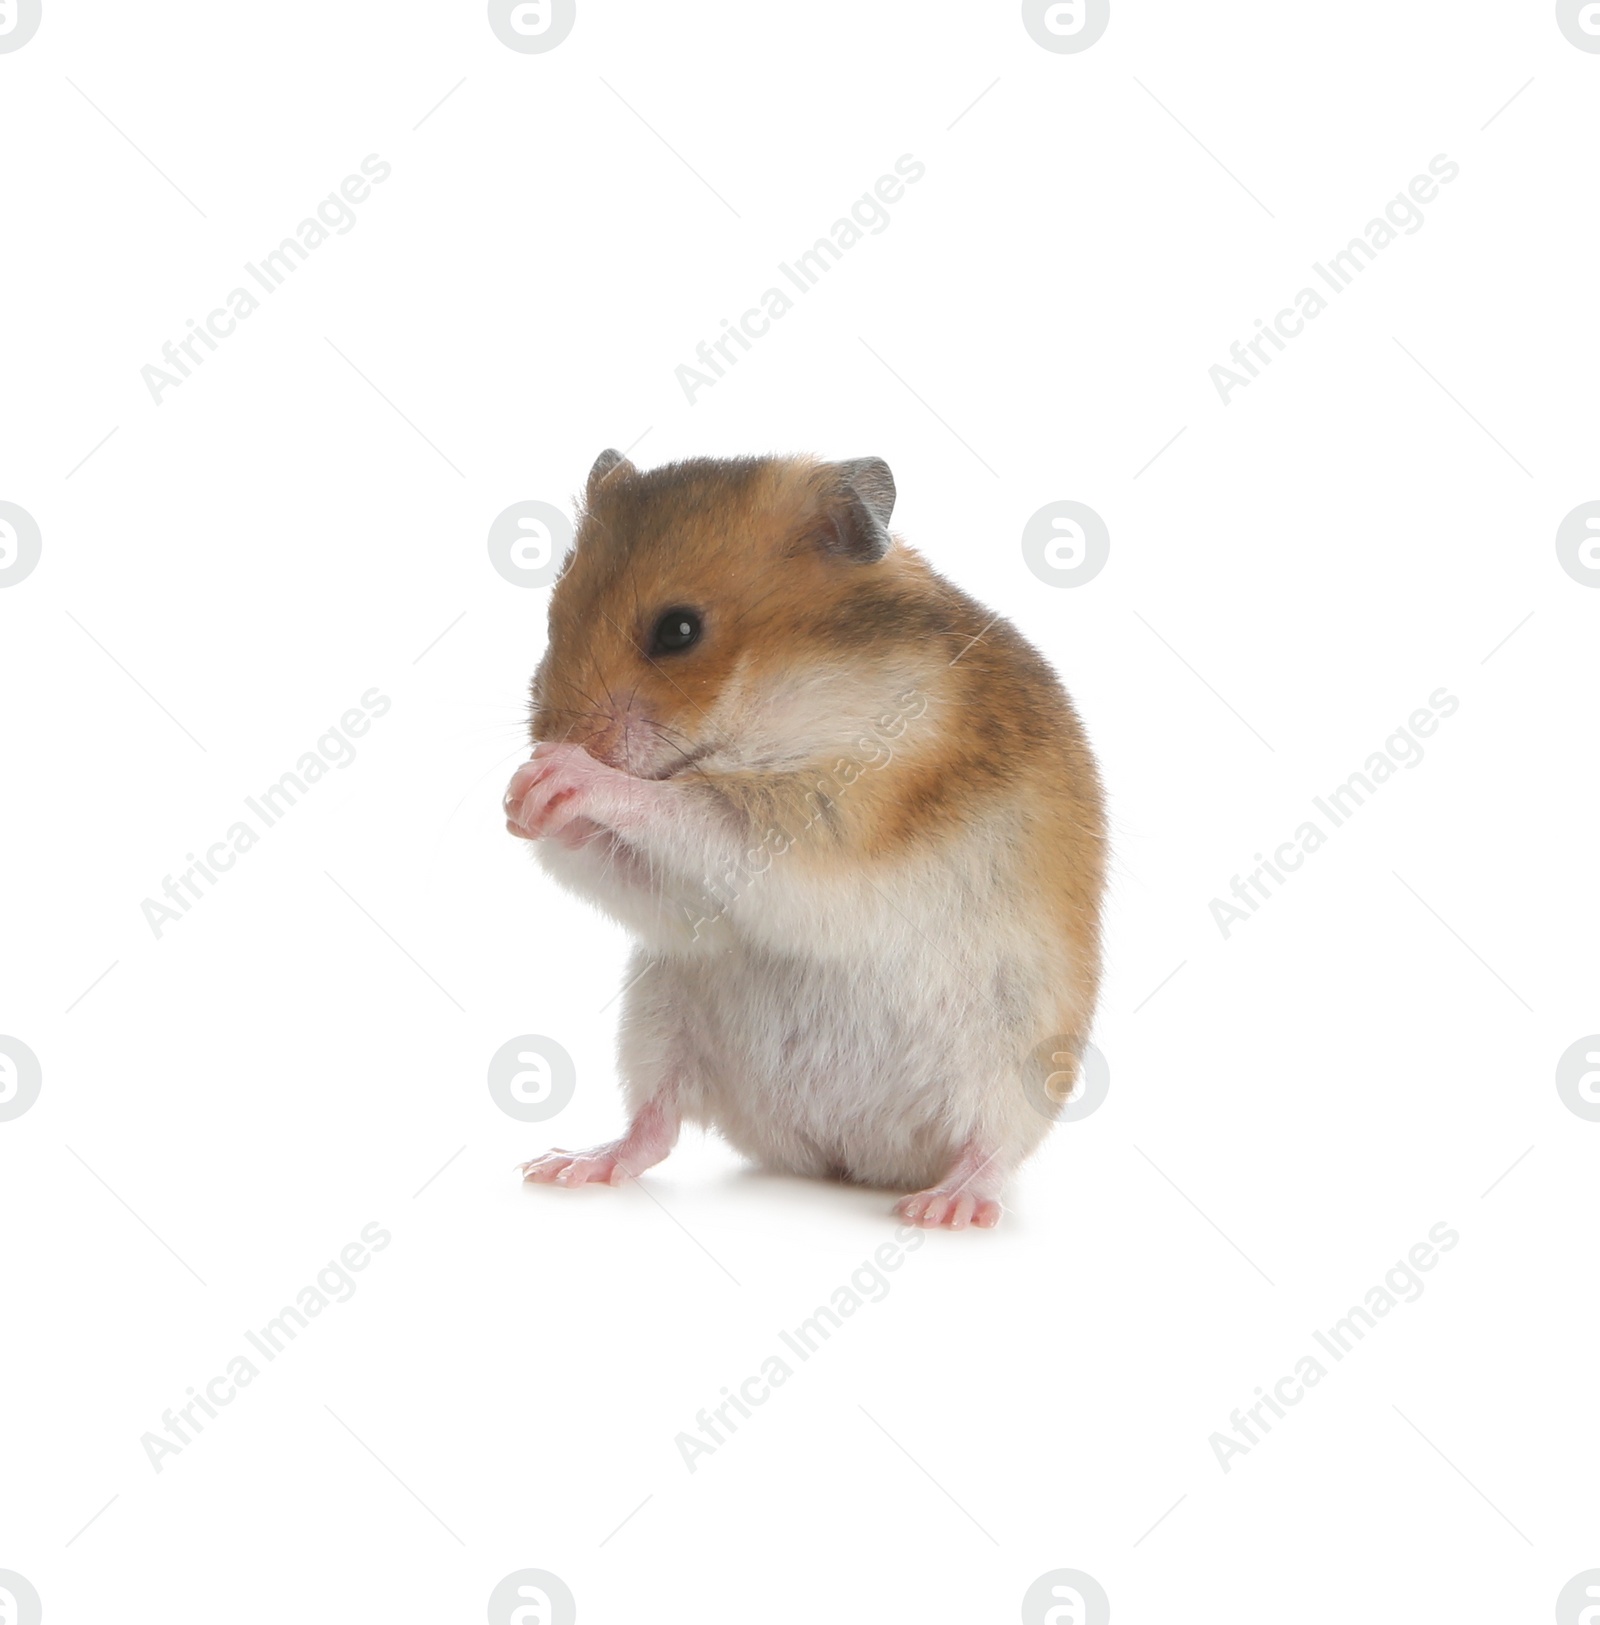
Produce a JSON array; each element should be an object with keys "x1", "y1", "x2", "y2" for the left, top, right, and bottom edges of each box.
[
  {"x1": 519, "y1": 1090, "x2": 680, "y2": 1187},
  {"x1": 520, "y1": 951, "x2": 700, "y2": 1189},
  {"x1": 895, "y1": 1140, "x2": 1007, "y2": 1230}
]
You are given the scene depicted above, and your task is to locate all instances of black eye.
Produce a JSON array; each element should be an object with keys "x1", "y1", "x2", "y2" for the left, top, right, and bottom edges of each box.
[{"x1": 649, "y1": 607, "x2": 702, "y2": 656}]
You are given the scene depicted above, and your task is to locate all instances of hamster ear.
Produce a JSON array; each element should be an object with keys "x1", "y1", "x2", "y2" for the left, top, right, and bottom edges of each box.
[
  {"x1": 587, "y1": 447, "x2": 636, "y2": 496},
  {"x1": 818, "y1": 457, "x2": 896, "y2": 563},
  {"x1": 835, "y1": 456, "x2": 895, "y2": 527}
]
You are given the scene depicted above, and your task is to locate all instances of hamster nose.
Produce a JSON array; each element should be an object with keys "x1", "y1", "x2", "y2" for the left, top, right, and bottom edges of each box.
[
  {"x1": 575, "y1": 729, "x2": 613, "y2": 766},
  {"x1": 581, "y1": 720, "x2": 631, "y2": 772},
  {"x1": 572, "y1": 703, "x2": 657, "y2": 775}
]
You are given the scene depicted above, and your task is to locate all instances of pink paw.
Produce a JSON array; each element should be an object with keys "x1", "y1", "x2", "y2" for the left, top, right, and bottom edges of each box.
[
  {"x1": 503, "y1": 744, "x2": 611, "y2": 843},
  {"x1": 548, "y1": 814, "x2": 609, "y2": 852},
  {"x1": 896, "y1": 1186, "x2": 1003, "y2": 1230},
  {"x1": 518, "y1": 1145, "x2": 631, "y2": 1187}
]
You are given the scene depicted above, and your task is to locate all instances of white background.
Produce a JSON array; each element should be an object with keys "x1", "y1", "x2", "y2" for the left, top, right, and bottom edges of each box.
[{"x1": 2, "y1": 2, "x2": 1596, "y2": 1621}]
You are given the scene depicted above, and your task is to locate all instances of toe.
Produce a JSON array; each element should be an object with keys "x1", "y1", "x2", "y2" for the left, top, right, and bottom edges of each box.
[
  {"x1": 896, "y1": 1186, "x2": 1000, "y2": 1229},
  {"x1": 522, "y1": 1155, "x2": 571, "y2": 1183}
]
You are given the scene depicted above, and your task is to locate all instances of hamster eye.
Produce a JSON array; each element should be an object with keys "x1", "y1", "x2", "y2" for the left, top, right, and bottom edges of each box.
[{"x1": 648, "y1": 607, "x2": 702, "y2": 656}]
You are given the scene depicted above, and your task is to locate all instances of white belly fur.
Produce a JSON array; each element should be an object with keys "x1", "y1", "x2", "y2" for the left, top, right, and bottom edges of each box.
[{"x1": 589, "y1": 829, "x2": 1081, "y2": 1191}]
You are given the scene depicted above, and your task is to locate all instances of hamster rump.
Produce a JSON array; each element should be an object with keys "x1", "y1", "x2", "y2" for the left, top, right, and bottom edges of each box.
[{"x1": 508, "y1": 450, "x2": 1107, "y2": 1229}]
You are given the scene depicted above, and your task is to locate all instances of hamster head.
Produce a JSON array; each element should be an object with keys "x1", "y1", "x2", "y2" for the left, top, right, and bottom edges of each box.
[{"x1": 531, "y1": 451, "x2": 931, "y2": 779}]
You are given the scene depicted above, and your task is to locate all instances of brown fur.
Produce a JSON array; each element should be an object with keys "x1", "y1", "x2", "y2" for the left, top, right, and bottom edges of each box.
[{"x1": 533, "y1": 452, "x2": 1107, "y2": 1046}]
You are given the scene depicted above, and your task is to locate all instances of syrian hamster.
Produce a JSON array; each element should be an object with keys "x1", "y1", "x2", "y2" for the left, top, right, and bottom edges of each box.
[{"x1": 504, "y1": 450, "x2": 1106, "y2": 1228}]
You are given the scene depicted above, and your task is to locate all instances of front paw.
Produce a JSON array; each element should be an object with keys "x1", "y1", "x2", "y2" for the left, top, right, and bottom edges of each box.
[
  {"x1": 548, "y1": 815, "x2": 609, "y2": 852},
  {"x1": 504, "y1": 745, "x2": 611, "y2": 842}
]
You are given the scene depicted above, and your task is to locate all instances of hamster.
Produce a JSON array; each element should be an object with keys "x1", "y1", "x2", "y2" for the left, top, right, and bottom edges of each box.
[{"x1": 504, "y1": 450, "x2": 1106, "y2": 1229}]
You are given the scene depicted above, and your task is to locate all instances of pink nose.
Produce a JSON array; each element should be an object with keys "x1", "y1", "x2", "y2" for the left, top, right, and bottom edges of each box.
[
  {"x1": 581, "y1": 702, "x2": 661, "y2": 773},
  {"x1": 581, "y1": 725, "x2": 629, "y2": 770}
]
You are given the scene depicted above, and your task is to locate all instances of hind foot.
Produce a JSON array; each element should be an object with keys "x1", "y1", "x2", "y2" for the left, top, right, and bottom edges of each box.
[
  {"x1": 517, "y1": 1092, "x2": 680, "y2": 1190},
  {"x1": 896, "y1": 1186, "x2": 1003, "y2": 1229},
  {"x1": 519, "y1": 1144, "x2": 635, "y2": 1186},
  {"x1": 894, "y1": 1140, "x2": 1006, "y2": 1229}
]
